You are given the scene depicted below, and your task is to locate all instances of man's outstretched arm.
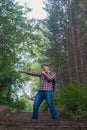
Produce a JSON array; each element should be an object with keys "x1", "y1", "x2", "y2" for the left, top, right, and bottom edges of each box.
[{"x1": 19, "y1": 70, "x2": 42, "y2": 77}]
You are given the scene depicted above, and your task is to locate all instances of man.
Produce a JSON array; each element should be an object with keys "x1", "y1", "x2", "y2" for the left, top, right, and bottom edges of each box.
[{"x1": 20, "y1": 64, "x2": 58, "y2": 119}]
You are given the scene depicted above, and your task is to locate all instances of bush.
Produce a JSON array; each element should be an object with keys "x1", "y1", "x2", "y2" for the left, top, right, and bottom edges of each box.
[
  {"x1": 39, "y1": 100, "x2": 48, "y2": 112},
  {"x1": 0, "y1": 95, "x2": 8, "y2": 105},
  {"x1": 57, "y1": 82, "x2": 87, "y2": 117}
]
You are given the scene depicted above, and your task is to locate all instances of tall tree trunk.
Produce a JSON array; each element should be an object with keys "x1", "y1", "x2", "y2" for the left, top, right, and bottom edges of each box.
[
  {"x1": 63, "y1": 23, "x2": 72, "y2": 83},
  {"x1": 71, "y1": 26, "x2": 80, "y2": 85},
  {"x1": 67, "y1": 0, "x2": 80, "y2": 87},
  {"x1": 76, "y1": 24, "x2": 86, "y2": 83},
  {"x1": 82, "y1": 0, "x2": 87, "y2": 83}
]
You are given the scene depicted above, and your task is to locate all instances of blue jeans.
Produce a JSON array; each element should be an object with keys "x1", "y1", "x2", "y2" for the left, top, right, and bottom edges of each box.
[{"x1": 32, "y1": 90, "x2": 58, "y2": 119}]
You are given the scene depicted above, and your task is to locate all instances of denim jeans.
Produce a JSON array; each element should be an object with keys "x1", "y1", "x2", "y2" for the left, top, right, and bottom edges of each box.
[{"x1": 32, "y1": 90, "x2": 58, "y2": 119}]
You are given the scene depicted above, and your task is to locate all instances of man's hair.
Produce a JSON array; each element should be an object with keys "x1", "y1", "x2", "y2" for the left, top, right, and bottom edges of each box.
[{"x1": 42, "y1": 64, "x2": 49, "y2": 68}]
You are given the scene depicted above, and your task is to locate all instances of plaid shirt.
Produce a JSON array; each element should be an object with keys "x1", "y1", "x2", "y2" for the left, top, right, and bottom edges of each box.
[{"x1": 24, "y1": 71, "x2": 56, "y2": 91}]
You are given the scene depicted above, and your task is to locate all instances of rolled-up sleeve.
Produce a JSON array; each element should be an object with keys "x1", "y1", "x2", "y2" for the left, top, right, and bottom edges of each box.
[{"x1": 43, "y1": 72, "x2": 56, "y2": 81}]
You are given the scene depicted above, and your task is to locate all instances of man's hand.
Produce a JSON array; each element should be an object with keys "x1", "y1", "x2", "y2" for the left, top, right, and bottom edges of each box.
[
  {"x1": 42, "y1": 71, "x2": 46, "y2": 74},
  {"x1": 19, "y1": 70, "x2": 26, "y2": 73}
]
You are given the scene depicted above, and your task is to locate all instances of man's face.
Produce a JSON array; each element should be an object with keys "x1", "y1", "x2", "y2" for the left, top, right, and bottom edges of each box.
[{"x1": 42, "y1": 66, "x2": 49, "y2": 72}]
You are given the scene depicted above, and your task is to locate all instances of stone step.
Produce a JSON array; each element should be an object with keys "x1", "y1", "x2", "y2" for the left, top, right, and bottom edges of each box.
[
  {"x1": 0, "y1": 120, "x2": 87, "y2": 130},
  {"x1": 0, "y1": 111, "x2": 70, "y2": 121},
  {"x1": 0, "y1": 126, "x2": 87, "y2": 129},
  {"x1": 0, "y1": 112, "x2": 87, "y2": 130}
]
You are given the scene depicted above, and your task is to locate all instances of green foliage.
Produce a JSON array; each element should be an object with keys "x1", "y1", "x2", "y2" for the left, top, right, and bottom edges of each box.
[
  {"x1": 0, "y1": 0, "x2": 45, "y2": 109},
  {"x1": 9, "y1": 98, "x2": 26, "y2": 111},
  {"x1": 7, "y1": 93, "x2": 32, "y2": 111},
  {"x1": 15, "y1": 94, "x2": 32, "y2": 111},
  {"x1": 0, "y1": 95, "x2": 8, "y2": 105},
  {"x1": 39, "y1": 100, "x2": 48, "y2": 112},
  {"x1": 58, "y1": 82, "x2": 87, "y2": 117}
]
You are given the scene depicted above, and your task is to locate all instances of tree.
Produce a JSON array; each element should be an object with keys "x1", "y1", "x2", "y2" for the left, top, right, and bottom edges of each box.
[
  {"x1": 43, "y1": 0, "x2": 87, "y2": 87},
  {"x1": 0, "y1": 0, "x2": 45, "y2": 107}
]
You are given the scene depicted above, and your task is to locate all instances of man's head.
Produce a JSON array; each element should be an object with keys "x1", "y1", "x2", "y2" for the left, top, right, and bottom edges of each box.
[{"x1": 42, "y1": 64, "x2": 50, "y2": 73}]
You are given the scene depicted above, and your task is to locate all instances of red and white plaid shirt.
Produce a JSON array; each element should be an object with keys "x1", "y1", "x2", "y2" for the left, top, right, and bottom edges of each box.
[{"x1": 24, "y1": 71, "x2": 56, "y2": 91}]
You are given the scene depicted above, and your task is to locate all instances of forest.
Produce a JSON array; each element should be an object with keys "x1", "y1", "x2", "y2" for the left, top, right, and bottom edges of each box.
[{"x1": 0, "y1": 0, "x2": 87, "y2": 117}]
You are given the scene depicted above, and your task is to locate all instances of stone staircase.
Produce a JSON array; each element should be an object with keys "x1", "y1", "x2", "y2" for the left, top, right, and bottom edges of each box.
[{"x1": 0, "y1": 112, "x2": 87, "y2": 130}]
